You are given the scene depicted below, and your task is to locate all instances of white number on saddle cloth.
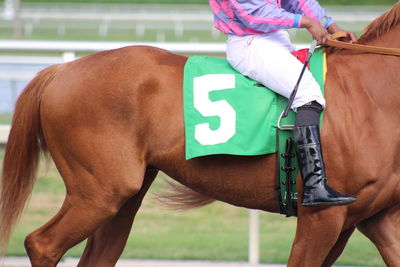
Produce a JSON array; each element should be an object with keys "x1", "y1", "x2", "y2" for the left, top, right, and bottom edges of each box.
[{"x1": 193, "y1": 74, "x2": 236, "y2": 145}]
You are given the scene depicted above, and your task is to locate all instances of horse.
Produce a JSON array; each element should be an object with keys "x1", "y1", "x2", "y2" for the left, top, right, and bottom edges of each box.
[{"x1": 1, "y1": 3, "x2": 400, "y2": 266}]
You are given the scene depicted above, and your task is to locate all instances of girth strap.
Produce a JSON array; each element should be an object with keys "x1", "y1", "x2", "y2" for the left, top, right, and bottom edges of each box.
[{"x1": 281, "y1": 138, "x2": 296, "y2": 217}]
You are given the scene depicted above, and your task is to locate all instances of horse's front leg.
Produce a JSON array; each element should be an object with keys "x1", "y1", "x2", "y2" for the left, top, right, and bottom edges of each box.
[
  {"x1": 322, "y1": 226, "x2": 355, "y2": 267},
  {"x1": 288, "y1": 207, "x2": 347, "y2": 267},
  {"x1": 357, "y1": 205, "x2": 400, "y2": 266}
]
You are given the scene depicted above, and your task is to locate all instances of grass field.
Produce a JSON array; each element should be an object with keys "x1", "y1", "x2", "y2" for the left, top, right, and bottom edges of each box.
[
  {"x1": 0, "y1": 114, "x2": 12, "y2": 124},
  {"x1": 0, "y1": 150, "x2": 385, "y2": 266}
]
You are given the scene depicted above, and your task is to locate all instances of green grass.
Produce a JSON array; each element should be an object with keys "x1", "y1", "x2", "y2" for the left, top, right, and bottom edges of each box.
[
  {"x1": 0, "y1": 114, "x2": 12, "y2": 124},
  {"x1": 0, "y1": 26, "x2": 227, "y2": 43},
  {"x1": 0, "y1": 150, "x2": 385, "y2": 266}
]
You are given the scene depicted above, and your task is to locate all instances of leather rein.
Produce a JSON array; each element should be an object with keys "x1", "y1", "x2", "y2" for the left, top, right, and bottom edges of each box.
[{"x1": 326, "y1": 32, "x2": 400, "y2": 57}]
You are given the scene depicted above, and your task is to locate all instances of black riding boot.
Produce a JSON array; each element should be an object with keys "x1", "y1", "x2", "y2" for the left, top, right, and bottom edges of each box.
[{"x1": 294, "y1": 102, "x2": 356, "y2": 207}]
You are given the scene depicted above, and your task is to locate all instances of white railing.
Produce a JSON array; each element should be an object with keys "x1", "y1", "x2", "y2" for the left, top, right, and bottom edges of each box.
[
  {"x1": 0, "y1": 39, "x2": 227, "y2": 57},
  {"x1": 0, "y1": 39, "x2": 310, "y2": 58},
  {"x1": 0, "y1": 125, "x2": 10, "y2": 144}
]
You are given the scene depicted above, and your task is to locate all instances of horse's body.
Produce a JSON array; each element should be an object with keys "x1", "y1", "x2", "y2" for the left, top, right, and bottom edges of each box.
[{"x1": 1, "y1": 4, "x2": 400, "y2": 267}]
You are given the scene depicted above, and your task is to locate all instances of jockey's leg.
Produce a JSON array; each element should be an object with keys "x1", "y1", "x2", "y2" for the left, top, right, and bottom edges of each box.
[
  {"x1": 226, "y1": 30, "x2": 325, "y2": 107},
  {"x1": 226, "y1": 30, "x2": 355, "y2": 207},
  {"x1": 294, "y1": 102, "x2": 356, "y2": 206}
]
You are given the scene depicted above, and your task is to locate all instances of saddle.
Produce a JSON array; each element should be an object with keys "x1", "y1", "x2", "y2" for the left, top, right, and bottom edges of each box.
[{"x1": 183, "y1": 48, "x2": 326, "y2": 217}]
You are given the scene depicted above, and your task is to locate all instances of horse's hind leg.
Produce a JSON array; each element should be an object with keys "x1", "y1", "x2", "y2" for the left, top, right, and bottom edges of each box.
[
  {"x1": 357, "y1": 205, "x2": 400, "y2": 266},
  {"x1": 78, "y1": 169, "x2": 158, "y2": 267},
  {"x1": 24, "y1": 131, "x2": 147, "y2": 267}
]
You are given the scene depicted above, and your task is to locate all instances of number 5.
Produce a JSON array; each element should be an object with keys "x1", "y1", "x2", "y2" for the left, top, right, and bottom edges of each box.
[{"x1": 193, "y1": 74, "x2": 236, "y2": 145}]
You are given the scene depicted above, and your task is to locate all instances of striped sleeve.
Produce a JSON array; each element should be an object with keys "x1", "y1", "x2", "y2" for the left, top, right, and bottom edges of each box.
[
  {"x1": 283, "y1": 0, "x2": 334, "y2": 28},
  {"x1": 229, "y1": 0, "x2": 303, "y2": 33}
]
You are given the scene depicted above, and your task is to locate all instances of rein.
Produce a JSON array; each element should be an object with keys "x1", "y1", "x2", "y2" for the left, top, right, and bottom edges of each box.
[{"x1": 326, "y1": 31, "x2": 400, "y2": 57}]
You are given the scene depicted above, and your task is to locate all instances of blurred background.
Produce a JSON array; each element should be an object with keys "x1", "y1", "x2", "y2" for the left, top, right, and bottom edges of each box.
[
  {"x1": 0, "y1": 0, "x2": 397, "y2": 118},
  {"x1": 0, "y1": 1, "x2": 398, "y2": 266}
]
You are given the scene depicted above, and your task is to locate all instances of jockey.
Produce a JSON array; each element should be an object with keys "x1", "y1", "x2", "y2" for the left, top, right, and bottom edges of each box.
[{"x1": 209, "y1": 0, "x2": 357, "y2": 207}]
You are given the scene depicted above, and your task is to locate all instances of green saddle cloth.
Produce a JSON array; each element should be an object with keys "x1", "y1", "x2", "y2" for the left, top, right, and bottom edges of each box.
[{"x1": 183, "y1": 48, "x2": 325, "y2": 160}]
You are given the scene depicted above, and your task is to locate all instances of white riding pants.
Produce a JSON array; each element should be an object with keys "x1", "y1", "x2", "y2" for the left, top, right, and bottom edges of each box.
[{"x1": 226, "y1": 30, "x2": 325, "y2": 109}]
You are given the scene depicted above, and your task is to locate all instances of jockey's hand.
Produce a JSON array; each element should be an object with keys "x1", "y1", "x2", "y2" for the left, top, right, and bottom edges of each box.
[
  {"x1": 301, "y1": 16, "x2": 329, "y2": 45},
  {"x1": 327, "y1": 23, "x2": 357, "y2": 43}
]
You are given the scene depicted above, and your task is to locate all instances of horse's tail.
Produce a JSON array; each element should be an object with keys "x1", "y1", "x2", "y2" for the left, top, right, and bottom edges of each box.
[
  {"x1": 156, "y1": 180, "x2": 215, "y2": 210},
  {"x1": 0, "y1": 64, "x2": 60, "y2": 254}
]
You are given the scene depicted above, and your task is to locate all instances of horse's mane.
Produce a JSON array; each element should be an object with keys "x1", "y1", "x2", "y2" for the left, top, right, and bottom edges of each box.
[
  {"x1": 358, "y1": 3, "x2": 400, "y2": 44},
  {"x1": 328, "y1": 3, "x2": 400, "y2": 53}
]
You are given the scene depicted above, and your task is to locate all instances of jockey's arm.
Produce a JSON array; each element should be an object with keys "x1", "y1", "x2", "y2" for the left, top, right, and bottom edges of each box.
[
  {"x1": 300, "y1": 15, "x2": 328, "y2": 45},
  {"x1": 230, "y1": 0, "x2": 302, "y2": 33},
  {"x1": 292, "y1": 0, "x2": 357, "y2": 42}
]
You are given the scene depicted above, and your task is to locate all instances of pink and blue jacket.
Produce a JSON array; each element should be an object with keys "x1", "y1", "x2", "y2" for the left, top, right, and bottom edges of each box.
[{"x1": 209, "y1": 0, "x2": 333, "y2": 36}]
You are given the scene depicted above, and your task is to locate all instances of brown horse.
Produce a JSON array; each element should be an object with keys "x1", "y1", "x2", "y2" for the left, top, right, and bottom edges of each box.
[{"x1": 1, "y1": 3, "x2": 400, "y2": 267}]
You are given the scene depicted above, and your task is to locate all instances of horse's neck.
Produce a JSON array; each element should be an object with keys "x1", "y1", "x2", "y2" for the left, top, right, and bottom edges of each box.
[
  {"x1": 365, "y1": 28, "x2": 400, "y2": 106},
  {"x1": 327, "y1": 29, "x2": 400, "y2": 123}
]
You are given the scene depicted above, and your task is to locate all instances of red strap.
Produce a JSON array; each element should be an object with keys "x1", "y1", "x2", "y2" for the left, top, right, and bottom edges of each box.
[{"x1": 291, "y1": 48, "x2": 310, "y2": 66}]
